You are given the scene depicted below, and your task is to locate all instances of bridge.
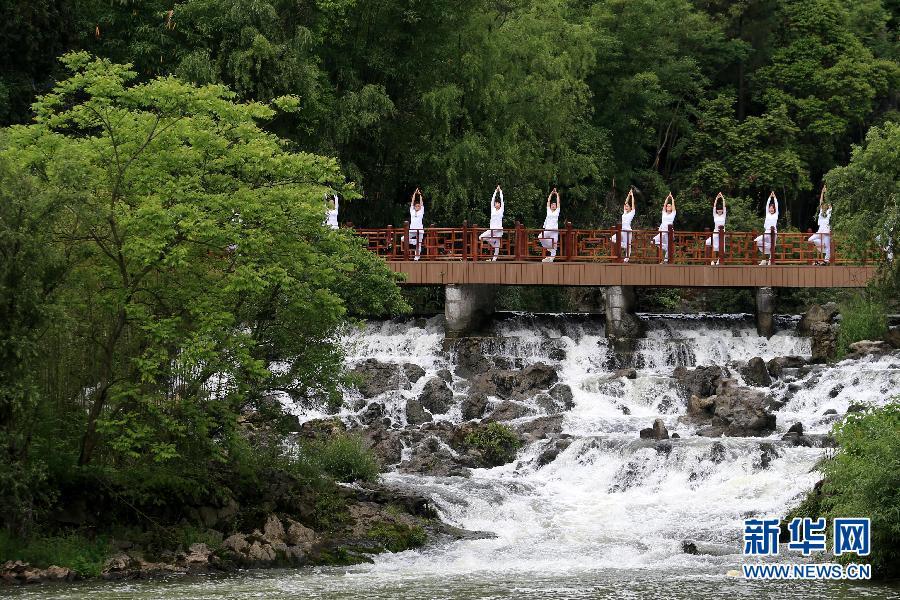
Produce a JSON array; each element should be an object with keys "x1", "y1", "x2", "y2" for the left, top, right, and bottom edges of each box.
[{"x1": 354, "y1": 223, "x2": 880, "y2": 339}]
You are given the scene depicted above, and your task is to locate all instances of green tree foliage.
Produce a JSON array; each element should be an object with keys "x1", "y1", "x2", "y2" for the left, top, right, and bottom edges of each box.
[
  {"x1": 0, "y1": 53, "x2": 404, "y2": 534},
  {"x1": 822, "y1": 402, "x2": 900, "y2": 578}
]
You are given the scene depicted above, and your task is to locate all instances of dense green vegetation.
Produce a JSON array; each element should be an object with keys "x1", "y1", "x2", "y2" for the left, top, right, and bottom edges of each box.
[
  {"x1": 837, "y1": 296, "x2": 889, "y2": 356},
  {"x1": 787, "y1": 402, "x2": 900, "y2": 578},
  {"x1": 0, "y1": 53, "x2": 406, "y2": 558},
  {"x1": 465, "y1": 422, "x2": 522, "y2": 466}
]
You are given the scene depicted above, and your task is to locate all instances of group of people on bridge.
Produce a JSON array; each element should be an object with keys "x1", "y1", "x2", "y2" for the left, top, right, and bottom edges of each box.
[{"x1": 324, "y1": 185, "x2": 835, "y2": 265}]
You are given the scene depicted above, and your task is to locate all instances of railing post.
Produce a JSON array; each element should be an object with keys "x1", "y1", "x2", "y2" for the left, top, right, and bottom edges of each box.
[
  {"x1": 828, "y1": 231, "x2": 834, "y2": 265},
  {"x1": 717, "y1": 225, "x2": 724, "y2": 264},
  {"x1": 386, "y1": 225, "x2": 394, "y2": 258},
  {"x1": 462, "y1": 220, "x2": 468, "y2": 261},
  {"x1": 667, "y1": 224, "x2": 674, "y2": 263},
  {"x1": 565, "y1": 221, "x2": 574, "y2": 261},
  {"x1": 613, "y1": 224, "x2": 621, "y2": 262},
  {"x1": 402, "y1": 221, "x2": 410, "y2": 260},
  {"x1": 769, "y1": 226, "x2": 776, "y2": 265},
  {"x1": 704, "y1": 227, "x2": 711, "y2": 260},
  {"x1": 515, "y1": 221, "x2": 524, "y2": 261}
]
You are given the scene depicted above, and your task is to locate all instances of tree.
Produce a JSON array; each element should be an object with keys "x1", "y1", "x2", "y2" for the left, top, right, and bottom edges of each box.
[{"x1": 1, "y1": 53, "x2": 407, "y2": 472}]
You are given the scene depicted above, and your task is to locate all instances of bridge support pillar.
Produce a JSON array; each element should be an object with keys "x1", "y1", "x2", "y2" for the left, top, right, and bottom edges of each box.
[
  {"x1": 755, "y1": 287, "x2": 776, "y2": 338},
  {"x1": 603, "y1": 286, "x2": 644, "y2": 350},
  {"x1": 445, "y1": 285, "x2": 497, "y2": 335}
]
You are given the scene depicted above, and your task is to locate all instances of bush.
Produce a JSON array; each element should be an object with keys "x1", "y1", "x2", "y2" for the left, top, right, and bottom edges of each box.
[
  {"x1": 819, "y1": 402, "x2": 900, "y2": 578},
  {"x1": 307, "y1": 433, "x2": 380, "y2": 483},
  {"x1": 0, "y1": 531, "x2": 111, "y2": 577},
  {"x1": 366, "y1": 522, "x2": 427, "y2": 553},
  {"x1": 837, "y1": 297, "x2": 888, "y2": 356},
  {"x1": 464, "y1": 423, "x2": 522, "y2": 466}
]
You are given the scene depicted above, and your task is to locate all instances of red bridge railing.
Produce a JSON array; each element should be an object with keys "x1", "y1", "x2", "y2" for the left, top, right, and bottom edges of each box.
[{"x1": 352, "y1": 222, "x2": 879, "y2": 265}]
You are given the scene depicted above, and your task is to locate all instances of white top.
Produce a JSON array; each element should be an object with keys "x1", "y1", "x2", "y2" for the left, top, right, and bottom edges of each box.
[
  {"x1": 489, "y1": 189, "x2": 505, "y2": 230},
  {"x1": 621, "y1": 209, "x2": 635, "y2": 231},
  {"x1": 713, "y1": 207, "x2": 726, "y2": 230},
  {"x1": 410, "y1": 203, "x2": 424, "y2": 230},
  {"x1": 816, "y1": 207, "x2": 832, "y2": 233},
  {"x1": 544, "y1": 206, "x2": 560, "y2": 230},
  {"x1": 324, "y1": 194, "x2": 339, "y2": 229},
  {"x1": 658, "y1": 208, "x2": 676, "y2": 231},
  {"x1": 762, "y1": 196, "x2": 779, "y2": 231}
]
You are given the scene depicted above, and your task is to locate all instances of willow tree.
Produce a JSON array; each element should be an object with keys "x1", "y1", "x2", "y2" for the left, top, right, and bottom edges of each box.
[{"x1": 1, "y1": 53, "x2": 406, "y2": 476}]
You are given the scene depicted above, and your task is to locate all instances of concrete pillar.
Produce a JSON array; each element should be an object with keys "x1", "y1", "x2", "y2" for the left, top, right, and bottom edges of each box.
[
  {"x1": 603, "y1": 286, "x2": 644, "y2": 344},
  {"x1": 445, "y1": 285, "x2": 497, "y2": 335},
  {"x1": 755, "y1": 287, "x2": 775, "y2": 338}
]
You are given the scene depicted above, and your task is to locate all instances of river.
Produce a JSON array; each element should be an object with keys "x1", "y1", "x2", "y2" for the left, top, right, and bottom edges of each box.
[{"x1": 4, "y1": 314, "x2": 899, "y2": 599}]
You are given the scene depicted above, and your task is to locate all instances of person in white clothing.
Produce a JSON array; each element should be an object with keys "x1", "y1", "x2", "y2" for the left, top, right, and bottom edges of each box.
[
  {"x1": 705, "y1": 192, "x2": 726, "y2": 265},
  {"x1": 403, "y1": 188, "x2": 425, "y2": 261},
  {"x1": 651, "y1": 193, "x2": 676, "y2": 263},
  {"x1": 323, "y1": 193, "x2": 339, "y2": 229},
  {"x1": 479, "y1": 185, "x2": 505, "y2": 261},
  {"x1": 540, "y1": 188, "x2": 561, "y2": 262},
  {"x1": 754, "y1": 191, "x2": 779, "y2": 265},
  {"x1": 611, "y1": 187, "x2": 636, "y2": 262},
  {"x1": 806, "y1": 185, "x2": 831, "y2": 265}
]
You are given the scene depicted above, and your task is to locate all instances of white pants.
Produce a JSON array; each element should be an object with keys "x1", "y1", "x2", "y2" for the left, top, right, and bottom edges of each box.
[
  {"x1": 705, "y1": 233, "x2": 724, "y2": 252},
  {"x1": 540, "y1": 231, "x2": 558, "y2": 256},
  {"x1": 403, "y1": 229, "x2": 424, "y2": 255},
  {"x1": 755, "y1": 233, "x2": 776, "y2": 255},
  {"x1": 611, "y1": 230, "x2": 633, "y2": 255},
  {"x1": 652, "y1": 231, "x2": 670, "y2": 259},
  {"x1": 807, "y1": 232, "x2": 830, "y2": 261},
  {"x1": 479, "y1": 229, "x2": 503, "y2": 251}
]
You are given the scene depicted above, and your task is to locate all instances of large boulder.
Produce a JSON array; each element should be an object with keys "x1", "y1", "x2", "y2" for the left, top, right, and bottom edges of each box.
[
  {"x1": 766, "y1": 356, "x2": 807, "y2": 379},
  {"x1": 405, "y1": 397, "x2": 432, "y2": 425},
  {"x1": 809, "y1": 322, "x2": 838, "y2": 363},
  {"x1": 798, "y1": 303, "x2": 839, "y2": 335},
  {"x1": 487, "y1": 400, "x2": 532, "y2": 422},
  {"x1": 418, "y1": 377, "x2": 454, "y2": 415},
  {"x1": 740, "y1": 357, "x2": 772, "y2": 387},
  {"x1": 684, "y1": 378, "x2": 777, "y2": 437},
  {"x1": 536, "y1": 384, "x2": 575, "y2": 415},
  {"x1": 452, "y1": 338, "x2": 491, "y2": 378},
  {"x1": 515, "y1": 415, "x2": 564, "y2": 443},
  {"x1": 469, "y1": 363, "x2": 558, "y2": 402},
  {"x1": 639, "y1": 418, "x2": 669, "y2": 440},
  {"x1": 398, "y1": 436, "x2": 473, "y2": 477},
  {"x1": 848, "y1": 340, "x2": 893, "y2": 358},
  {"x1": 402, "y1": 363, "x2": 426, "y2": 383},
  {"x1": 350, "y1": 359, "x2": 403, "y2": 397},
  {"x1": 673, "y1": 365, "x2": 724, "y2": 399},
  {"x1": 361, "y1": 427, "x2": 403, "y2": 465},
  {"x1": 461, "y1": 393, "x2": 488, "y2": 420}
]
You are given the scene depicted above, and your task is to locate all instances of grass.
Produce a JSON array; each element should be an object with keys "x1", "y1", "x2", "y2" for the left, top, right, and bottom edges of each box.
[
  {"x1": 366, "y1": 523, "x2": 427, "y2": 553},
  {"x1": 836, "y1": 296, "x2": 888, "y2": 357},
  {"x1": 306, "y1": 433, "x2": 380, "y2": 483},
  {"x1": 464, "y1": 422, "x2": 522, "y2": 466},
  {"x1": 0, "y1": 531, "x2": 111, "y2": 577}
]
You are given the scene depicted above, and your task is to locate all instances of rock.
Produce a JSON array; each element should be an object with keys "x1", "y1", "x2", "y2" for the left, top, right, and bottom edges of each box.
[
  {"x1": 350, "y1": 359, "x2": 404, "y2": 397},
  {"x1": 846, "y1": 403, "x2": 866, "y2": 414},
  {"x1": 848, "y1": 340, "x2": 892, "y2": 358},
  {"x1": 673, "y1": 365, "x2": 724, "y2": 399},
  {"x1": 536, "y1": 437, "x2": 573, "y2": 467},
  {"x1": 515, "y1": 415, "x2": 564, "y2": 442},
  {"x1": 405, "y1": 397, "x2": 432, "y2": 425},
  {"x1": 740, "y1": 357, "x2": 772, "y2": 387},
  {"x1": 787, "y1": 422, "x2": 803, "y2": 435},
  {"x1": 686, "y1": 383, "x2": 777, "y2": 437},
  {"x1": 709, "y1": 441, "x2": 727, "y2": 463},
  {"x1": 766, "y1": 356, "x2": 806, "y2": 378},
  {"x1": 829, "y1": 385, "x2": 843, "y2": 398},
  {"x1": 361, "y1": 427, "x2": 403, "y2": 465},
  {"x1": 822, "y1": 408, "x2": 838, "y2": 416},
  {"x1": 418, "y1": 377, "x2": 454, "y2": 415},
  {"x1": 285, "y1": 519, "x2": 317, "y2": 547},
  {"x1": 809, "y1": 321, "x2": 837, "y2": 363},
  {"x1": 294, "y1": 417, "x2": 346, "y2": 439},
  {"x1": 470, "y1": 363, "x2": 558, "y2": 402},
  {"x1": 246, "y1": 541, "x2": 276, "y2": 562},
  {"x1": 182, "y1": 543, "x2": 212, "y2": 567},
  {"x1": 886, "y1": 326, "x2": 900, "y2": 349},
  {"x1": 461, "y1": 393, "x2": 488, "y2": 420},
  {"x1": 671, "y1": 432, "x2": 680, "y2": 439},
  {"x1": 437, "y1": 368, "x2": 453, "y2": 383},
  {"x1": 682, "y1": 540, "x2": 699, "y2": 555},
  {"x1": 101, "y1": 553, "x2": 138, "y2": 579},
  {"x1": 43, "y1": 565, "x2": 74, "y2": 581},
  {"x1": 758, "y1": 442, "x2": 779, "y2": 469},
  {"x1": 614, "y1": 368, "x2": 638, "y2": 379},
  {"x1": 639, "y1": 418, "x2": 669, "y2": 440},
  {"x1": 548, "y1": 347, "x2": 567, "y2": 361},
  {"x1": 548, "y1": 384, "x2": 575, "y2": 409},
  {"x1": 781, "y1": 432, "x2": 813, "y2": 447},
  {"x1": 399, "y1": 436, "x2": 472, "y2": 477},
  {"x1": 798, "y1": 303, "x2": 839, "y2": 335},
  {"x1": 263, "y1": 515, "x2": 285, "y2": 542},
  {"x1": 223, "y1": 533, "x2": 249, "y2": 554},
  {"x1": 452, "y1": 338, "x2": 490, "y2": 378},
  {"x1": 403, "y1": 363, "x2": 426, "y2": 383},
  {"x1": 487, "y1": 400, "x2": 531, "y2": 421}
]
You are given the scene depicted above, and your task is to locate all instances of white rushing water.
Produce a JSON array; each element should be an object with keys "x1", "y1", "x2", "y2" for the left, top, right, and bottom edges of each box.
[{"x1": 10, "y1": 314, "x2": 900, "y2": 599}]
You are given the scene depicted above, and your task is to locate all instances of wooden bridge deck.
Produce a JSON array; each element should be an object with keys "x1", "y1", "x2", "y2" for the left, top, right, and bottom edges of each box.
[{"x1": 386, "y1": 261, "x2": 876, "y2": 288}]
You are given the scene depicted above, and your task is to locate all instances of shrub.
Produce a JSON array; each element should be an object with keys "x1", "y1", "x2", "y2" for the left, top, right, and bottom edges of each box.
[
  {"x1": 0, "y1": 531, "x2": 111, "y2": 577},
  {"x1": 837, "y1": 296, "x2": 888, "y2": 357},
  {"x1": 366, "y1": 522, "x2": 427, "y2": 552},
  {"x1": 464, "y1": 422, "x2": 522, "y2": 466},
  {"x1": 308, "y1": 433, "x2": 380, "y2": 483},
  {"x1": 819, "y1": 402, "x2": 900, "y2": 578}
]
